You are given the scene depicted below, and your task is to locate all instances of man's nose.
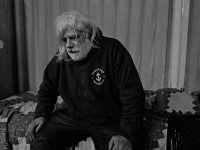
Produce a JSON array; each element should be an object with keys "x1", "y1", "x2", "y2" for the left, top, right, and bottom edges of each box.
[{"x1": 66, "y1": 40, "x2": 74, "y2": 49}]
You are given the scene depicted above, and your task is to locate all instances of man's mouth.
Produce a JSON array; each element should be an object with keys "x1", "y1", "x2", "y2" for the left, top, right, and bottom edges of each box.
[{"x1": 68, "y1": 50, "x2": 79, "y2": 54}]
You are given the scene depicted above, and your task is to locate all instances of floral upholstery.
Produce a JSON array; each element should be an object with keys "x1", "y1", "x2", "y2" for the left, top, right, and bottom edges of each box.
[
  {"x1": 0, "y1": 92, "x2": 95, "y2": 150},
  {"x1": 0, "y1": 88, "x2": 200, "y2": 150},
  {"x1": 153, "y1": 88, "x2": 200, "y2": 116},
  {"x1": 144, "y1": 88, "x2": 200, "y2": 150}
]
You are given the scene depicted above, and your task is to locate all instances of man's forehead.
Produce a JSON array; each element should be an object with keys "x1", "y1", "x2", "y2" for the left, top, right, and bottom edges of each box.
[
  {"x1": 64, "y1": 22, "x2": 86, "y2": 35},
  {"x1": 63, "y1": 29, "x2": 82, "y2": 37}
]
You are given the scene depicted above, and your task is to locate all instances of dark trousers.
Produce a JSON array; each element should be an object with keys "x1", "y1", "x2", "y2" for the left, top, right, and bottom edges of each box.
[{"x1": 30, "y1": 109, "x2": 120, "y2": 150}]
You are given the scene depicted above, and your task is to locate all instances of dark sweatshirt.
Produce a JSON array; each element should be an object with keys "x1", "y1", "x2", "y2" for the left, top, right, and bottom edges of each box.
[{"x1": 34, "y1": 32, "x2": 145, "y2": 143}]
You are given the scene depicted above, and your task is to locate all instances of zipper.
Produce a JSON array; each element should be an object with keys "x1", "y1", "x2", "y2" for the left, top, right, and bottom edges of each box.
[{"x1": 73, "y1": 64, "x2": 78, "y2": 120}]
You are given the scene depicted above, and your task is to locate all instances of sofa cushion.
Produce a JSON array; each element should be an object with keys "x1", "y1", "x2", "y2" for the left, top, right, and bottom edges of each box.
[
  {"x1": 143, "y1": 113, "x2": 168, "y2": 150},
  {"x1": 153, "y1": 88, "x2": 200, "y2": 116},
  {"x1": 0, "y1": 92, "x2": 37, "y2": 150},
  {"x1": 0, "y1": 92, "x2": 96, "y2": 150}
]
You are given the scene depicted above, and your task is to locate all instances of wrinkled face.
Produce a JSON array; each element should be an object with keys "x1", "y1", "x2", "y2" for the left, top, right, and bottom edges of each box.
[{"x1": 62, "y1": 29, "x2": 92, "y2": 61}]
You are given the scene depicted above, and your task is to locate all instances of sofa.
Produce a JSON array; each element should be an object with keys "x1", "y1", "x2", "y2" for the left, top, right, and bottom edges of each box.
[{"x1": 0, "y1": 88, "x2": 200, "y2": 150}]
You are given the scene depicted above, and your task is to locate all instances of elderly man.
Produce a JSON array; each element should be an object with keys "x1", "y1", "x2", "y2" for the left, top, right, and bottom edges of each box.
[{"x1": 27, "y1": 11, "x2": 145, "y2": 150}]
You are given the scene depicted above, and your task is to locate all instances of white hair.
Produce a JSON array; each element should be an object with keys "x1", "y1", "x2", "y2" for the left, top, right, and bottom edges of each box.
[{"x1": 54, "y1": 11, "x2": 99, "y2": 61}]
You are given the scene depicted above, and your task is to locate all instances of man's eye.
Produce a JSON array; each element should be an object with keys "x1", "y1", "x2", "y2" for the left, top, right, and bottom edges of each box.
[
  {"x1": 62, "y1": 38, "x2": 67, "y2": 42},
  {"x1": 76, "y1": 35, "x2": 80, "y2": 39},
  {"x1": 70, "y1": 36, "x2": 76, "y2": 40},
  {"x1": 62, "y1": 35, "x2": 81, "y2": 43}
]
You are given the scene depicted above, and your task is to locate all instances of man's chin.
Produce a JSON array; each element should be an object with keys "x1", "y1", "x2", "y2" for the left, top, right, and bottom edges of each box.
[{"x1": 69, "y1": 54, "x2": 87, "y2": 61}]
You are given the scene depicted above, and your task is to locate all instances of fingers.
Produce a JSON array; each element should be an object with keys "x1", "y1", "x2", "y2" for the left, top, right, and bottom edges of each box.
[
  {"x1": 109, "y1": 137, "x2": 114, "y2": 150},
  {"x1": 26, "y1": 117, "x2": 46, "y2": 142},
  {"x1": 35, "y1": 121, "x2": 43, "y2": 133},
  {"x1": 26, "y1": 124, "x2": 35, "y2": 142},
  {"x1": 111, "y1": 141, "x2": 124, "y2": 150},
  {"x1": 109, "y1": 135, "x2": 132, "y2": 150},
  {"x1": 26, "y1": 131, "x2": 35, "y2": 142},
  {"x1": 113, "y1": 145, "x2": 124, "y2": 150}
]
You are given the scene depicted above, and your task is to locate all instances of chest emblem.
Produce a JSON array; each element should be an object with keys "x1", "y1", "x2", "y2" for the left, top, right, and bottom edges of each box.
[{"x1": 91, "y1": 68, "x2": 106, "y2": 85}]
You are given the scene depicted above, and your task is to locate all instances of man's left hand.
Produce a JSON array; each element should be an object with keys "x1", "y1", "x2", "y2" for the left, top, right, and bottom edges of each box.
[{"x1": 108, "y1": 135, "x2": 132, "y2": 150}]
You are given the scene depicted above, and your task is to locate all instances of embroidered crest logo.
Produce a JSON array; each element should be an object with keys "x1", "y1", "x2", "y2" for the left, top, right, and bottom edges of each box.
[{"x1": 91, "y1": 68, "x2": 106, "y2": 85}]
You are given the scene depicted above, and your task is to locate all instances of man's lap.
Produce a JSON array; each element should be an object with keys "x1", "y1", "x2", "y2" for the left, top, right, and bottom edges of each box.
[{"x1": 31, "y1": 109, "x2": 118, "y2": 149}]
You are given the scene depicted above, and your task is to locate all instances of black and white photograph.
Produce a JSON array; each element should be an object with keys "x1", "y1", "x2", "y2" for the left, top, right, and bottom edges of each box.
[{"x1": 0, "y1": 0, "x2": 200, "y2": 150}]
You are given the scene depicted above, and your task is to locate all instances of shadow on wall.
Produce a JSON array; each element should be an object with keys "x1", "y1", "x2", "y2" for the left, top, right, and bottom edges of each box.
[{"x1": 13, "y1": 0, "x2": 29, "y2": 93}]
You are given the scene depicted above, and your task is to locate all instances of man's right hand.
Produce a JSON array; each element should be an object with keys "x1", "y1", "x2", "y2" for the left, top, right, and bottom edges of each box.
[{"x1": 26, "y1": 117, "x2": 47, "y2": 142}]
